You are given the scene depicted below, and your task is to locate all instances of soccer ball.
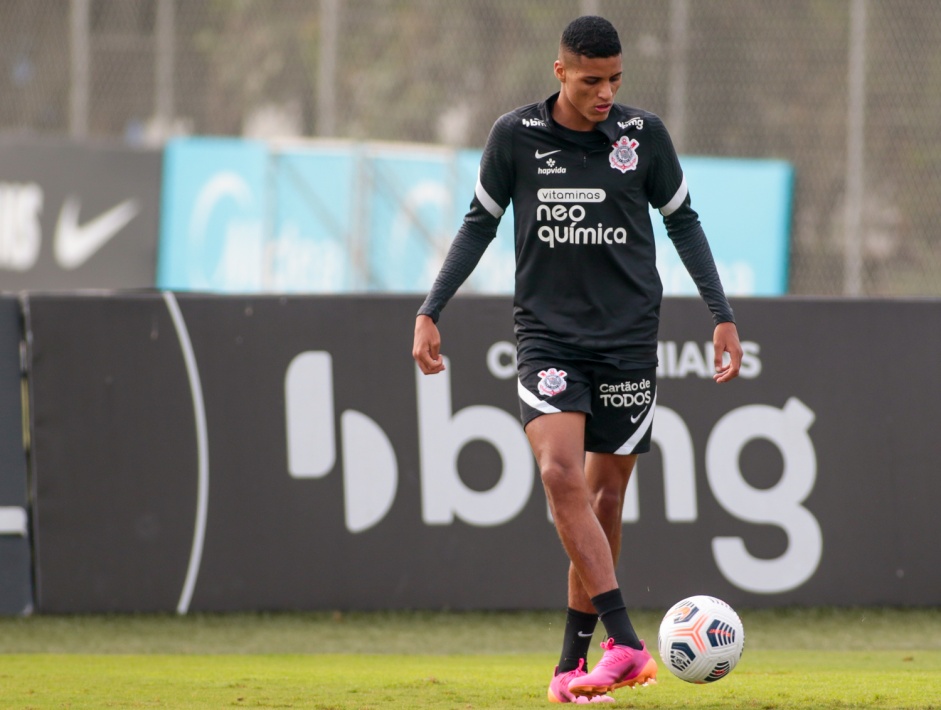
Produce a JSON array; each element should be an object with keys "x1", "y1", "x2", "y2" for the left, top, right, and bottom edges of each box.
[{"x1": 657, "y1": 595, "x2": 745, "y2": 684}]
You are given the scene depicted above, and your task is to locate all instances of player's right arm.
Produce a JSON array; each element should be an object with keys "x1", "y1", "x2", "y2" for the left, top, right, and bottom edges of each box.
[{"x1": 412, "y1": 113, "x2": 515, "y2": 374}]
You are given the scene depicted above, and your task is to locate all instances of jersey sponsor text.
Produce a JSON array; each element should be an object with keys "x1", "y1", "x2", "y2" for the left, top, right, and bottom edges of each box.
[
  {"x1": 537, "y1": 188, "x2": 605, "y2": 203},
  {"x1": 599, "y1": 378, "x2": 652, "y2": 407},
  {"x1": 536, "y1": 203, "x2": 628, "y2": 248}
]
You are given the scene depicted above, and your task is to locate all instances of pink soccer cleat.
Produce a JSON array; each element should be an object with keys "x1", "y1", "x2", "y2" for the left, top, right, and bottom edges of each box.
[
  {"x1": 567, "y1": 639, "x2": 658, "y2": 698},
  {"x1": 548, "y1": 659, "x2": 615, "y2": 704}
]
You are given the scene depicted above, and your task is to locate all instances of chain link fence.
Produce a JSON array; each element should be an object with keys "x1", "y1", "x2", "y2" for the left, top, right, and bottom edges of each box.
[{"x1": 2, "y1": 0, "x2": 939, "y2": 296}]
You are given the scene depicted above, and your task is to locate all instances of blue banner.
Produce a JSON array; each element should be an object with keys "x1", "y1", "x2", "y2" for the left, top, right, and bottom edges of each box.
[
  {"x1": 272, "y1": 145, "x2": 358, "y2": 292},
  {"x1": 654, "y1": 157, "x2": 794, "y2": 296},
  {"x1": 365, "y1": 145, "x2": 456, "y2": 292},
  {"x1": 157, "y1": 138, "x2": 791, "y2": 295},
  {"x1": 157, "y1": 138, "x2": 268, "y2": 291}
]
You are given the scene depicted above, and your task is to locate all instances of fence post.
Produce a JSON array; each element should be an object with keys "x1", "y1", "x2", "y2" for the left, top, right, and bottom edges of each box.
[
  {"x1": 667, "y1": 0, "x2": 690, "y2": 151},
  {"x1": 69, "y1": 0, "x2": 90, "y2": 139},
  {"x1": 844, "y1": 0, "x2": 867, "y2": 296},
  {"x1": 154, "y1": 0, "x2": 176, "y2": 141},
  {"x1": 318, "y1": 0, "x2": 340, "y2": 138}
]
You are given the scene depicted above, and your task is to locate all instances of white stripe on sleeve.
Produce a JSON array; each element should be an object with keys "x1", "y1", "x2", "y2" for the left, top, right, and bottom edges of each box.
[
  {"x1": 658, "y1": 176, "x2": 688, "y2": 217},
  {"x1": 476, "y1": 171, "x2": 505, "y2": 218}
]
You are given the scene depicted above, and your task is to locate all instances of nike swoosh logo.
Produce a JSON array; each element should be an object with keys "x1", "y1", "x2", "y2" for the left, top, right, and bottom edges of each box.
[
  {"x1": 54, "y1": 197, "x2": 140, "y2": 269},
  {"x1": 577, "y1": 631, "x2": 594, "y2": 638},
  {"x1": 535, "y1": 149, "x2": 561, "y2": 159},
  {"x1": 630, "y1": 406, "x2": 649, "y2": 424}
]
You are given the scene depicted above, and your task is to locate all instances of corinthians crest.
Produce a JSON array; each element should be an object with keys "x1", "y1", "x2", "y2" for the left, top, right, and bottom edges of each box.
[
  {"x1": 537, "y1": 368, "x2": 568, "y2": 397},
  {"x1": 609, "y1": 136, "x2": 640, "y2": 173}
]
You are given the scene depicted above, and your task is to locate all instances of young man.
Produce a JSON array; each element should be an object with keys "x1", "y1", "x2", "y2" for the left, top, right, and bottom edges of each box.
[{"x1": 412, "y1": 15, "x2": 742, "y2": 703}]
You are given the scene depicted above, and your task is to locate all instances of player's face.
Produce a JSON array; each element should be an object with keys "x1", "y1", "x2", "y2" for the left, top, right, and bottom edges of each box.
[{"x1": 553, "y1": 52, "x2": 623, "y2": 131}]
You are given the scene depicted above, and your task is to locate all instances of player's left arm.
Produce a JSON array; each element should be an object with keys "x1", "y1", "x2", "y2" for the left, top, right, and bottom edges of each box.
[
  {"x1": 645, "y1": 115, "x2": 742, "y2": 382},
  {"x1": 712, "y1": 320, "x2": 742, "y2": 383},
  {"x1": 663, "y1": 200, "x2": 742, "y2": 382}
]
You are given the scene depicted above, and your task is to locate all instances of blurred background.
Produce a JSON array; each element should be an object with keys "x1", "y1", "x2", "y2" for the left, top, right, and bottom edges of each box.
[
  {"x1": 1, "y1": 0, "x2": 940, "y2": 296},
  {"x1": 3, "y1": 1, "x2": 941, "y2": 618}
]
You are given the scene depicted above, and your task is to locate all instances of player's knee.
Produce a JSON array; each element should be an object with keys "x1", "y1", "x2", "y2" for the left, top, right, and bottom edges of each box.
[
  {"x1": 591, "y1": 485, "x2": 623, "y2": 526},
  {"x1": 538, "y1": 460, "x2": 584, "y2": 498}
]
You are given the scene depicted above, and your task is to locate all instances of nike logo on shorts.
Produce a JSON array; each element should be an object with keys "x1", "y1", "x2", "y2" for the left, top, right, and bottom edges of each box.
[{"x1": 630, "y1": 406, "x2": 649, "y2": 424}]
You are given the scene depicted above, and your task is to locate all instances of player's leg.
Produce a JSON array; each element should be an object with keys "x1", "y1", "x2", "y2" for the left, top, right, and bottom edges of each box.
[
  {"x1": 567, "y1": 365, "x2": 659, "y2": 697},
  {"x1": 573, "y1": 363, "x2": 657, "y2": 623},
  {"x1": 558, "y1": 452, "x2": 637, "y2": 670},
  {"x1": 529, "y1": 412, "x2": 619, "y2": 704},
  {"x1": 526, "y1": 412, "x2": 620, "y2": 600},
  {"x1": 519, "y1": 357, "x2": 653, "y2": 699},
  {"x1": 528, "y1": 414, "x2": 654, "y2": 699},
  {"x1": 550, "y1": 453, "x2": 636, "y2": 702},
  {"x1": 566, "y1": 452, "x2": 638, "y2": 615},
  {"x1": 585, "y1": 453, "x2": 635, "y2": 565}
]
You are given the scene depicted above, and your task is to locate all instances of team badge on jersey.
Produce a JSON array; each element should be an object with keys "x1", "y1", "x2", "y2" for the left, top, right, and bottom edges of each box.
[
  {"x1": 609, "y1": 136, "x2": 640, "y2": 173},
  {"x1": 537, "y1": 368, "x2": 568, "y2": 397}
]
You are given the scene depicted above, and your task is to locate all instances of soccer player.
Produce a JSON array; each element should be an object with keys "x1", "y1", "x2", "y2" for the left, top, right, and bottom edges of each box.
[{"x1": 412, "y1": 15, "x2": 742, "y2": 703}]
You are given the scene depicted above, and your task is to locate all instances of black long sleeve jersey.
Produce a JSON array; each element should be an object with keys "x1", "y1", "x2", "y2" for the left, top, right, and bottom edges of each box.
[{"x1": 419, "y1": 92, "x2": 735, "y2": 368}]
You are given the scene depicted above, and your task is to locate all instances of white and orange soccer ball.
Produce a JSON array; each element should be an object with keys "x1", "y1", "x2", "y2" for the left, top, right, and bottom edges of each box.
[{"x1": 657, "y1": 595, "x2": 745, "y2": 684}]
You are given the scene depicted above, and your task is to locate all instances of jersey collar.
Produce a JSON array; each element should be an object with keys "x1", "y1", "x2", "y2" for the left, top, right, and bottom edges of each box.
[{"x1": 541, "y1": 92, "x2": 622, "y2": 143}]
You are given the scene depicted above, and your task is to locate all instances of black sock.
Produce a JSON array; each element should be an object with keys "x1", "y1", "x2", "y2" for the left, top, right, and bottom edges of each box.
[
  {"x1": 557, "y1": 608, "x2": 598, "y2": 673},
  {"x1": 591, "y1": 588, "x2": 642, "y2": 650}
]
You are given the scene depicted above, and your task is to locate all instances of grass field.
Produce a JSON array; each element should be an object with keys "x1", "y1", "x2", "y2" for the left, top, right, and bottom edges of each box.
[{"x1": 1, "y1": 608, "x2": 940, "y2": 709}]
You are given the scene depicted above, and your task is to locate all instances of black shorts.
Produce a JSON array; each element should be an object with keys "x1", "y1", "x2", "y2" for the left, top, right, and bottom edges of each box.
[{"x1": 518, "y1": 353, "x2": 656, "y2": 455}]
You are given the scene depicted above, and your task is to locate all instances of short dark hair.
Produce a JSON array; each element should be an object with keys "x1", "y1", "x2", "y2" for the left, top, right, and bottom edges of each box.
[{"x1": 560, "y1": 16, "x2": 622, "y2": 59}]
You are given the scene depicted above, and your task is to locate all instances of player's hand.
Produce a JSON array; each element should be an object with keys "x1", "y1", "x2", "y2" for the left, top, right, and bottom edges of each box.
[
  {"x1": 413, "y1": 315, "x2": 446, "y2": 375},
  {"x1": 713, "y1": 321, "x2": 742, "y2": 383}
]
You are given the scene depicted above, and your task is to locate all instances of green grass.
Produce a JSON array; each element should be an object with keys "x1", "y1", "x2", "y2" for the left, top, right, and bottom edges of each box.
[{"x1": 0, "y1": 609, "x2": 940, "y2": 709}]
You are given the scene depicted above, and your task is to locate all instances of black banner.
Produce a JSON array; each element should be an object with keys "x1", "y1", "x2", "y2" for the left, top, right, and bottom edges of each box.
[
  {"x1": 0, "y1": 296, "x2": 31, "y2": 615},
  {"x1": 0, "y1": 138, "x2": 162, "y2": 290},
  {"x1": 24, "y1": 293, "x2": 941, "y2": 612}
]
